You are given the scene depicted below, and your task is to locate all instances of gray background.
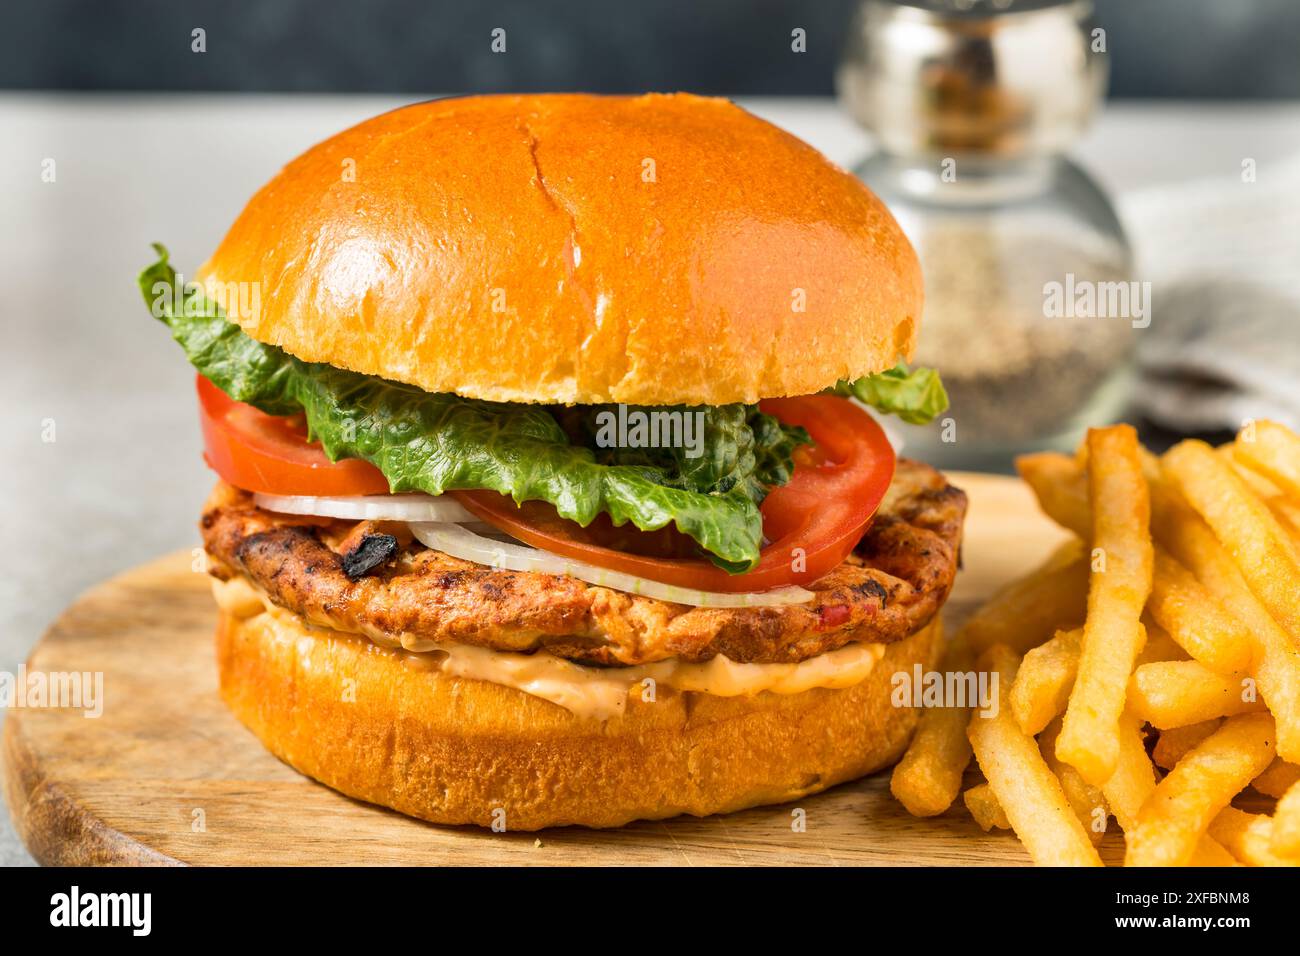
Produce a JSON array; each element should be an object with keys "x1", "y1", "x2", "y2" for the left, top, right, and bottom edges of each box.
[{"x1": 2, "y1": 0, "x2": 1299, "y2": 98}]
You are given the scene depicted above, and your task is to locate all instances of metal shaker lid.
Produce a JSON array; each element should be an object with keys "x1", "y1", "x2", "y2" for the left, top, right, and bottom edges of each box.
[{"x1": 837, "y1": 0, "x2": 1108, "y2": 157}]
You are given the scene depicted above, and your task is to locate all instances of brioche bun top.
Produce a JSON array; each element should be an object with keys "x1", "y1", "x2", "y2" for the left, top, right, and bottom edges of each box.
[{"x1": 197, "y1": 93, "x2": 922, "y2": 406}]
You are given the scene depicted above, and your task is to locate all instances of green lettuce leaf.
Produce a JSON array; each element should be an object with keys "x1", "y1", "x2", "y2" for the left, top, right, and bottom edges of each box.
[
  {"x1": 139, "y1": 245, "x2": 812, "y2": 572},
  {"x1": 830, "y1": 364, "x2": 948, "y2": 425},
  {"x1": 572, "y1": 404, "x2": 809, "y2": 501}
]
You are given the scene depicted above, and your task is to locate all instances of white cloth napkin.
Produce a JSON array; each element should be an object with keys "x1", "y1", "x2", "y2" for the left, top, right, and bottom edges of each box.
[{"x1": 1120, "y1": 155, "x2": 1300, "y2": 432}]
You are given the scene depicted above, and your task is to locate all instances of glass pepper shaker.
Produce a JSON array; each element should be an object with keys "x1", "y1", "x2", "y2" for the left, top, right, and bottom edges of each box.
[{"x1": 837, "y1": 0, "x2": 1135, "y2": 470}]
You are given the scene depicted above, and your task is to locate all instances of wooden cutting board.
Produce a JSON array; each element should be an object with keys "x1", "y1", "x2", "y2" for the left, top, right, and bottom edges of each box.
[{"x1": 3, "y1": 471, "x2": 1117, "y2": 866}]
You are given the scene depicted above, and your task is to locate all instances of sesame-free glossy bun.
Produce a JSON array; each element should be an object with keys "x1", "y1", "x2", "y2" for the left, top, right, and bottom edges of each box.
[
  {"x1": 215, "y1": 606, "x2": 940, "y2": 830},
  {"x1": 197, "y1": 93, "x2": 922, "y2": 406}
]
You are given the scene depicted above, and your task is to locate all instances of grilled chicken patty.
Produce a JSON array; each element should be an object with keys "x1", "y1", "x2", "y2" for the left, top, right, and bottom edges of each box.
[{"x1": 201, "y1": 459, "x2": 966, "y2": 666}]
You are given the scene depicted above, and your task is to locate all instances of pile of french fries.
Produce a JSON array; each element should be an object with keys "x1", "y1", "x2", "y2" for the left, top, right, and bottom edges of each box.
[{"x1": 891, "y1": 419, "x2": 1300, "y2": 866}]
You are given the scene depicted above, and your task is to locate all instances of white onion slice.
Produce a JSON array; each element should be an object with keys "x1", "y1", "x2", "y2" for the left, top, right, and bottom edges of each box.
[
  {"x1": 853, "y1": 400, "x2": 904, "y2": 455},
  {"x1": 409, "y1": 521, "x2": 814, "y2": 608},
  {"x1": 253, "y1": 492, "x2": 476, "y2": 524}
]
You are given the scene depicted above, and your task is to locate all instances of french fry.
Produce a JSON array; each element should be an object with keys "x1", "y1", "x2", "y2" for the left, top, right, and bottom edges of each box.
[
  {"x1": 1058, "y1": 426, "x2": 1154, "y2": 785},
  {"x1": 1020, "y1": 453, "x2": 1249, "y2": 676},
  {"x1": 1163, "y1": 439, "x2": 1300, "y2": 639},
  {"x1": 963, "y1": 783, "x2": 1011, "y2": 831},
  {"x1": 1187, "y1": 835, "x2": 1241, "y2": 866},
  {"x1": 1219, "y1": 434, "x2": 1300, "y2": 548},
  {"x1": 1226, "y1": 463, "x2": 1300, "y2": 545},
  {"x1": 1010, "y1": 627, "x2": 1080, "y2": 735},
  {"x1": 1253, "y1": 758, "x2": 1300, "y2": 799},
  {"x1": 967, "y1": 645, "x2": 1103, "y2": 867},
  {"x1": 1134, "y1": 620, "x2": 1189, "y2": 664},
  {"x1": 1100, "y1": 710, "x2": 1233, "y2": 863},
  {"x1": 890, "y1": 638, "x2": 974, "y2": 816},
  {"x1": 1209, "y1": 808, "x2": 1296, "y2": 867},
  {"x1": 1017, "y1": 450, "x2": 1250, "y2": 664},
  {"x1": 1150, "y1": 472, "x2": 1300, "y2": 763},
  {"x1": 1148, "y1": 549, "x2": 1254, "y2": 675},
  {"x1": 1153, "y1": 720, "x2": 1221, "y2": 770},
  {"x1": 923, "y1": 420, "x2": 1300, "y2": 866},
  {"x1": 1129, "y1": 660, "x2": 1265, "y2": 728},
  {"x1": 891, "y1": 419, "x2": 1300, "y2": 866},
  {"x1": 962, "y1": 540, "x2": 1089, "y2": 654},
  {"x1": 1101, "y1": 710, "x2": 1157, "y2": 833},
  {"x1": 1026, "y1": 456, "x2": 1252, "y2": 672},
  {"x1": 1016, "y1": 452, "x2": 1090, "y2": 539},
  {"x1": 1040, "y1": 717, "x2": 1109, "y2": 844},
  {"x1": 1235, "y1": 419, "x2": 1300, "y2": 499},
  {"x1": 1269, "y1": 495, "x2": 1300, "y2": 544},
  {"x1": 1272, "y1": 780, "x2": 1300, "y2": 859},
  {"x1": 1019, "y1": 445, "x2": 1166, "y2": 536},
  {"x1": 1126, "y1": 713, "x2": 1277, "y2": 867},
  {"x1": 1219, "y1": 443, "x2": 1282, "y2": 497}
]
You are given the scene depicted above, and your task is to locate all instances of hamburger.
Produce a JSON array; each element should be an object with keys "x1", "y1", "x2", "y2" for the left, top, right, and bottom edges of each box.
[{"x1": 139, "y1": 93, "x2": 966, "y2": 830}]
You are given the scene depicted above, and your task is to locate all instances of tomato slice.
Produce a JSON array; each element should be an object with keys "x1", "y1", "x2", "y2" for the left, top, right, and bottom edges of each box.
[
  {"x1": 454, "y1": 394, "x2": 896, "y2": 592},
  {"x1": 196, "y1": 374, "x2": 389, "y2": 496}
]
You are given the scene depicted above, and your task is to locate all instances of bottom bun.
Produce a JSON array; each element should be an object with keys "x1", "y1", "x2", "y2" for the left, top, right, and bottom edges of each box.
[{"x1": 216, "y1": 606, "x2": 942, "y2": 830}]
